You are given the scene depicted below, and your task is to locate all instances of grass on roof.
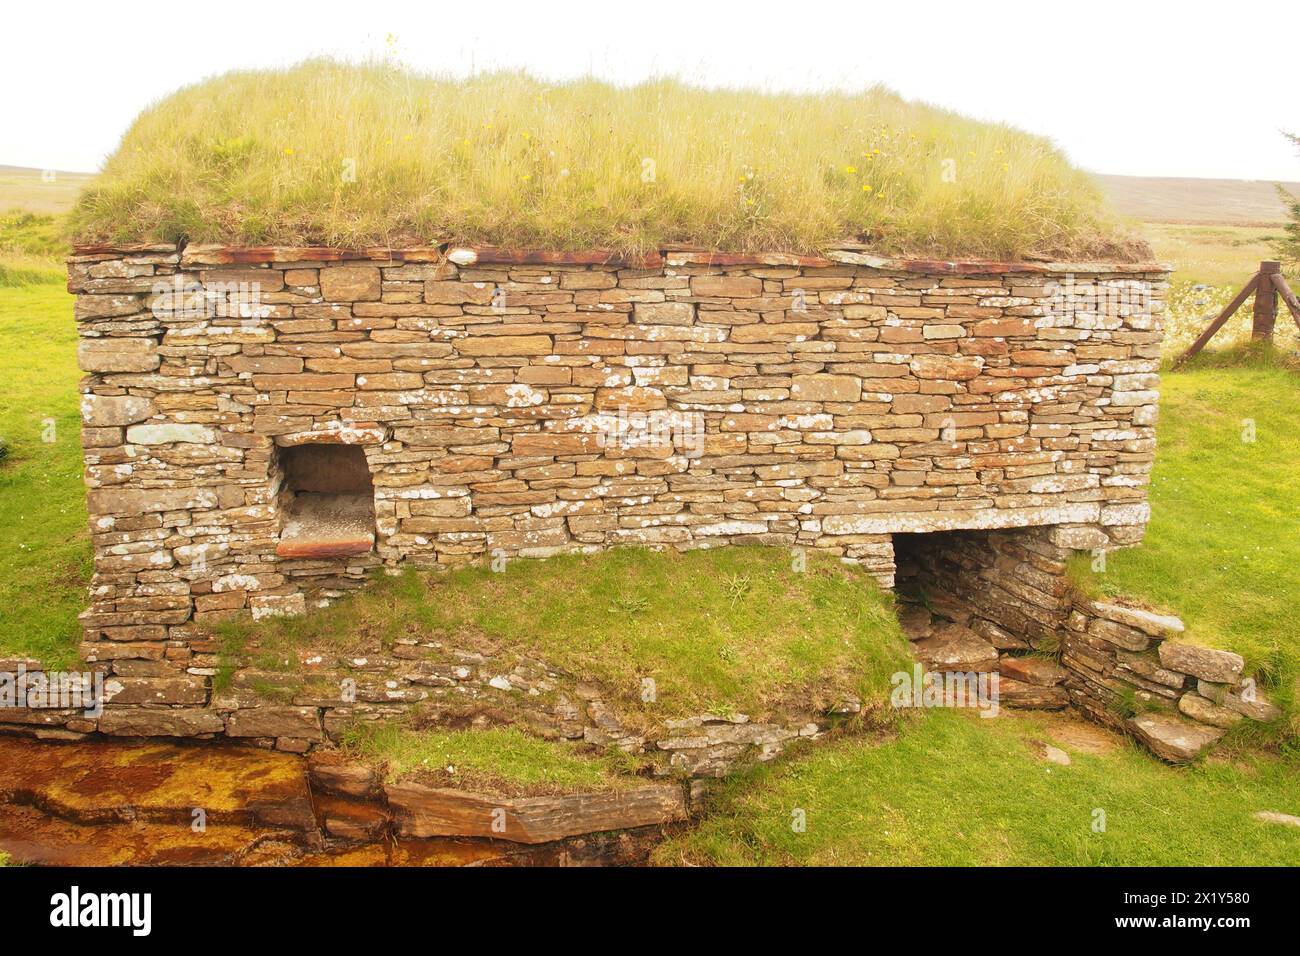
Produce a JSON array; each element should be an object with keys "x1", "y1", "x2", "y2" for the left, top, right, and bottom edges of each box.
[{"x1": 70, "y1": 59, "x2": 1142, "y2": 260}]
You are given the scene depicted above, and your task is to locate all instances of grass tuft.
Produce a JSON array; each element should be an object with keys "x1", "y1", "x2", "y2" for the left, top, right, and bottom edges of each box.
[
  {"x1": 69, "y1": 59, "x2": 1139, "y2": 261},
  {"x1": 340, "y1": 722, "x2": 634, "y2": 795}
]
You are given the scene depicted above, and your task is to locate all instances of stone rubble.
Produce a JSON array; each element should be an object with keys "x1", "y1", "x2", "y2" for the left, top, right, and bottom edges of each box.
[{"x1": 895, "y1": 526, "x2": 1281, "y2": 763}]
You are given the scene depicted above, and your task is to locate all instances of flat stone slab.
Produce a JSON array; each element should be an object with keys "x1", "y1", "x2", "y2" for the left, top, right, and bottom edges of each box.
[
  {"x1": 1254, "y1": 811, "x2": 1300, "y2": 829},
  {"x1": 0, "y1": 734, "x2": 316, "y2": 832},
  {"x1": 998, "y1": 656, "x2": 1069, "y2": 687},
  {"x1": 998, "y1": 678, "x2": 1070, "y2": 710},
  {"x1": 1157, "y1": 642, "x2": 1245, "y2": 684},
  {"x1": 1177, "y1": 692, "x2": 1243, "y2": 729},
  {"x1": 912, "y1": 622, "x2": 998, "y2": 673},
  {"x1": 1127, "y1": 713, "x2": 1225, "y2": 764},
  {"x1": 897, "y1": 604, "x2": 933, "y2": 641},
  {"x1": 277, "y1": 492, "x2": 375, "y2": 559},
  {"x1": 1090, "y1": 601, "x2": 1184, "y2": 637},
  {"x1": 387, "y1": 781, "x2": 687, "y2": 844}
]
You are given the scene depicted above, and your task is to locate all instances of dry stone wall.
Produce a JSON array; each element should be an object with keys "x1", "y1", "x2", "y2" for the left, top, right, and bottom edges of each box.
[{"x1": 69, "y1": 242, "x2": 1169, "y2": 663}]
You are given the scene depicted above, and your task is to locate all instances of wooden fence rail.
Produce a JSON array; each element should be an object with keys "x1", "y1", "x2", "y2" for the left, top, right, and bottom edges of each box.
[{"x1": 1176, "y1": 260, "x2": 1300, "y2": 366}]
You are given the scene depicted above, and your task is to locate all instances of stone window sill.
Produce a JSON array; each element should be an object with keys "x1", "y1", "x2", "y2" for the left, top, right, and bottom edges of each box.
[{"x1": 276, "y1": 492, "x2": 375, "y2": 559}]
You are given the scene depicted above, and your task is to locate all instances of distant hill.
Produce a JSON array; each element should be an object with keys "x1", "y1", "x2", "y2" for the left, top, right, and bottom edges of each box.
[{"x1": 1097, "y1": 174, "x2": 1300, "y2": 226}]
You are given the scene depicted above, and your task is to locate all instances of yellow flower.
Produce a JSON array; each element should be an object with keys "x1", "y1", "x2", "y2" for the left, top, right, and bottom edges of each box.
[
  {"x1": 862, "y1": 184, "x2": 872, "y2": 193},
  {"x1": 522, "y1": 174, "x2": 531, "y2": 182},
  {"x1": 844, "y1": 165, "x2": 857, "y2": 174},
  {"x1": 283, "y1": 147, "x2": 294, "y2": 156}
]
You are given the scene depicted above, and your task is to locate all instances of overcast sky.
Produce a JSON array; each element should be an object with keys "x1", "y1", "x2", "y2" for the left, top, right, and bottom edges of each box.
[{"x1": 4, "y1": 0, "x2": 1297, "y2": 181}]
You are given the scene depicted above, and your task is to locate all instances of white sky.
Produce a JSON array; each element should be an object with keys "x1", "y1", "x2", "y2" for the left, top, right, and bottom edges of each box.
[{"x1": 4, "y1": 0, "x2": 1297, "y2": 180}]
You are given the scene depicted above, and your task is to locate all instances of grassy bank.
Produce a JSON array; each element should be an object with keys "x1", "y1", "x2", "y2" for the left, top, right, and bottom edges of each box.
[
  {"x1": 340, "y1": 723, "x2": 636, "y2": 796},
  {"x1": 217, "y1": 546, "x2": 910, "y2": 722},
  {"x1": 70, "y1": 60, "x2": 1137, "y2": 260}
]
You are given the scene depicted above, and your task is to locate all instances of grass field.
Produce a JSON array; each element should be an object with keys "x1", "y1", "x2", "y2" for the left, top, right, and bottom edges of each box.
[
  {"x1": 0, "y1": 165, "x2": 94, "y2": 218},
  {"x1": 1097, "y1": 174, "x2": 1299, "y2": 227},
  {"x1": 654, "y1": 708, "x2": 1300, "y2": 866},
  {"x1": 1143, "y1": 222, "x2": 1287, "y2": 286}
]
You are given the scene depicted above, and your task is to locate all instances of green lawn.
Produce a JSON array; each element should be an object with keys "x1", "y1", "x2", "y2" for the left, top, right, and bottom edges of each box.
[
  {"x1": 655, "y1": 708, "x2": 1300, "y2": 866},
  {"x1": 0, "y1": 278, "x2": 89, "y2": 667}
]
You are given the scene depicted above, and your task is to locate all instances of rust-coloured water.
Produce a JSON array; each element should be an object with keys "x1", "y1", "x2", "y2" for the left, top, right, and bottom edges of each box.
[{"x1": 0, "y1": 734, "x2": 641, "y2": 866}]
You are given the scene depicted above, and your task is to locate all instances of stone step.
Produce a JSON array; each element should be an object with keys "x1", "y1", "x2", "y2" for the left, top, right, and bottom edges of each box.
[
  {"x1": 386, "y1": 781, "x2": 688, "y2": 844},
  {"x1": 998, "y1": 678, "x2": 1070, "y2": 710},
  {"x1": 1126, "y1": 712, "x2": 1225, "y2": 764}
]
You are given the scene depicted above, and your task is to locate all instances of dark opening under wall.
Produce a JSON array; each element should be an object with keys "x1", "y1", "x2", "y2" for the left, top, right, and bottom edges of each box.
[
  {"x1": 892, "y1": 527, "x2": 1075, "y2": 710},
  {"x1": 275, "y1": 444, "x2": 376, "y2": 560}
]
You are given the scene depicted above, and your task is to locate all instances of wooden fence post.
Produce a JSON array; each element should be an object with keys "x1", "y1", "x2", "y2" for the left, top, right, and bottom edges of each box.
[{"x1": 1251, "y1": 260, "x2": 1281, "y2": 340}]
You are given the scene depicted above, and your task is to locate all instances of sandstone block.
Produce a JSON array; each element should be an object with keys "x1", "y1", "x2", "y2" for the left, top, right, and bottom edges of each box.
[
  {"x1": 633, "y1": 302, "x2": 696, "y2": 325},
  {"x1": 1127, "y1": 712, "x2": 1224, "y2": 763},
  {"x1": 226, "y1": 706, "x2": 322, "y2": 740},
  {"x1": 690, "y1": 276, "x2": 762, "y2": 298},
  {"x1": 126, "y1": 423, "x2": 216, "y2": 445},
  {"x1": 98, "y1": 708, "x2": 225, "y2": 736},
  {"x1": 321, "y1": 265, "x2": 381, "y2": 301},
  {"x1": 909, "y1": 354, "x2": 984, "y2": 380},
  {"x1": 77, "y1": 339, "x2": 160, "y2": 373},
  {"x1": 790, "y1": 374, "x2": 861, "y2": 402},
  {"x1": 1091, "y1": 601, "x2": 1184, "y2": 638},
  {"x1": 81, "y1": 395, "x2": 155, "y2": 427},
  {"x1": 1177, "y1": 692, "x2": 1242, "y2": 729}
]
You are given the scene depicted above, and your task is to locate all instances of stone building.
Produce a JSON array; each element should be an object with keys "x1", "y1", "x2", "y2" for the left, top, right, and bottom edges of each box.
[
  {"x1": 71, "y1": 242, "x2": 1168, "y2": 641},
  {"x1": 55, "y1": 240, "x2": 1268, "y2": 762}
]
